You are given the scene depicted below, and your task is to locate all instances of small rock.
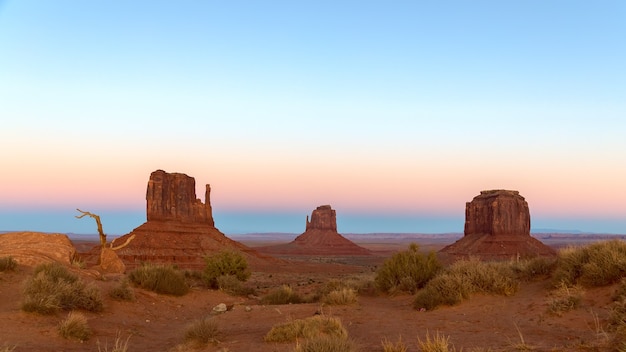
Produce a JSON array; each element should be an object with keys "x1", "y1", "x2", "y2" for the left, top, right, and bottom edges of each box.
[
  {"x1": 245, "y1": 306, "x2": 252, "y2": 312},
  {"x1": 212, "y1": 303, "x2": 227, "y2": 313}
]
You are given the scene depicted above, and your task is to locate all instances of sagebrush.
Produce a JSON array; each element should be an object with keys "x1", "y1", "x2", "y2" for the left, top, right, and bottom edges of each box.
[
  {"x1": 58, "y1": 311, "x2": 92, "y2": 341},
  {"x1": 202, "y1": 250, "x2": 251, "y2": 289},
  {"x1": 128, "y1": 263, "x2": 189, "y2": 296},
  {"x1": 261, "y1": 285, "x2": 305, "y2": 305},
  {"x1": 21, "y1": 262, "x2": 103, "y2": 314},
  {"x1": 375, "y1": 243, "x2": 441, "y2": 294}
]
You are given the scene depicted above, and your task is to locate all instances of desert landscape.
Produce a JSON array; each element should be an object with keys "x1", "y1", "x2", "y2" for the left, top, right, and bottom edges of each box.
[{"x1": 2, "y1": 170, "x2": 626, "y2": 352}]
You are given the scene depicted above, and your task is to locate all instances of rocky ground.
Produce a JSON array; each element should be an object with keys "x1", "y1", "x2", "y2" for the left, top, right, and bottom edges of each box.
[{"x1": 0, "y1": 235, "x2": 623, "y2": 352}]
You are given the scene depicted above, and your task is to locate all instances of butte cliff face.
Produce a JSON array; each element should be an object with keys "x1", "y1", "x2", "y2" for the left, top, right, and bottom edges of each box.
[
  {"x1": 258, "y1": 205, "x2": 371, "y2": 256},
  {"x1": 441, "y1": 190, "x2": 555, "y2": 260},
  {"x1": 106, "y1": 170, "x2": 276, "y2": 270}
]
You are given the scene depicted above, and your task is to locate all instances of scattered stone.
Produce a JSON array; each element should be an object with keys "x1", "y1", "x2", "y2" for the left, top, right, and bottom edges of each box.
[
  {"x1": 245, "y1": 306, "x2": 252, "y2": 312},
  {"x1": 212, "y1": 303, "x2": 228, "y2": 314}
]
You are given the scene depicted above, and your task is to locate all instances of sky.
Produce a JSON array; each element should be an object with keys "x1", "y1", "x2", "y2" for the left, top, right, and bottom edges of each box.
[{"x1": 1, "y1": 1, "x2": 625, "y2": 235}]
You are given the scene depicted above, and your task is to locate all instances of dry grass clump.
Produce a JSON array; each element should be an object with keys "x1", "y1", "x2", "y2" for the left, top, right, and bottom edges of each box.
[
  {"x1": 552, "y1": 240, "x2": 626, "y2": 287},
  {"x1": 510, "y1": 256, "x2": 557, "y2": 281},
  {"x1": 261, "y1": 285, "x2": 305, "y2": 305},
  {"x1": 294, "y1": 336, "x2": 359, "y2": 352},
  {"x1": 375, "y1": 243, "x2": 441, "y2": 294},
  {"x1": 418, "y1": 331, "x2": 457, "y2": 352},
  {"x1": 22, "y1": 262, "x2": 103, "y2": 314},
  {"x1": 264, "y1": 315, "x2": 348, "y2": 343},
  {"x1": 0, "y1": 256, "x2": 17, "y2": 272},
  {"x1": 184, "y1": 317, "x2": 220, "y2": 346},
  {"x1": 97, "y1": 332, "x2": 131, "y2": 352},
  {"x1": 413, "y1": 258, "x2": 518, "y2": 310},
  {"x1": 216, "y1": 274, "x2": 255, "y2": 296},
  {"x1": 202, "y1": 250, "x2": 251, "y2": 289},
  {"x1": 128, "y1": 263, "x2": 189, "y2": 296},
  {"x1": 108, "y1": 279, "x2": 135, "y2": 301},
  {"x1": 547, "y1": 282, "x2": 584, "y2": 316},
  {"x1": 0, "y1": 344, "x2": 16, "y2": 352},
  {"x1": 321, "y1": 287, "x2": 358, "y2": 306},
  {"x1": 381, "y1": 336, "x2": 407, "y2": 352},
  {"x1": 58, "y1": 311, "x2": 92, "y2": 341}
]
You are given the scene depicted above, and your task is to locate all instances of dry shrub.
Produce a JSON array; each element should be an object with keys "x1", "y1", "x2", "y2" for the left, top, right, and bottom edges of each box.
[
  {"x1": 294, "y1": 336, "x2": 359, "y2": 352},
  {"x1": 216, "y1": 274, "x2": 255, "y2": 296},
  {"x1": 381, "y1": 336, "x2": 407, "y2": 352},
  {"x1": 97, "y1": 331, "x2": 131, "y2": 352},
  {"x1": 414, "y1": 258, "x2": 518, "y2": 310},
  {"x1": 547, "y1": 282, "x2": 584, "y2": 315},
  {"x1": 128, "y1": 263, "x2": 189, "y2": 296},
  {"x1": 108, "y1": 279, "x2": 135, "y2": 301},
  {"x1": 510, "y1": 256, "x2": 557, "y2": 281},
  {"x1": 58, "y1": 311, "x2": 92, "y2": 341},
  {"x1": 552, "y1": 240, "x2": 626, "y2": 287},
  {"x1": 202, "y1": 250, "x2": 251, "y2": 289},
  {"x1": 418, "y1": 331, "x2": 456, "y2": 352},
  {"x1": 322, "y1": 288, "x2": 358, "y2": 306},
  {"x1": 184, "y1": 317, "x2": 220, "y2": 345},
  {"x1": 22, "y1": 262, "x2": 103, "y2": 314},
  {"x1": 262, "y1": 285, "x2": 305, "y2": 305},
  {"x1": 0, "y1": 256, "x2": 17, "y2": 272},
  {"x1": 264, "y1": 315, "x2": 347, "y2": 343},
  {"x1": 375, "y1": 243, "x2": 441, "y2": 294}
]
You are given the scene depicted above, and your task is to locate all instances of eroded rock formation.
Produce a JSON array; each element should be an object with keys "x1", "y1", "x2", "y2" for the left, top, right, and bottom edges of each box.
[
  {"x1": 0, "y1": 232, "x2": 77, "y2": 267},
  {"x1": 440, "y1": 190, "x2": 555, "y2": 260},
  {"x1": 90, "y1": 170, "x2": 277, "y2": 270},
  {"x1": 257, "y1": 205, "x2": 371, "y2": 256}
]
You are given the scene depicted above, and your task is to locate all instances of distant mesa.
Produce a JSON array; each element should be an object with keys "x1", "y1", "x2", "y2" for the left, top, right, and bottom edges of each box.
[
  {"x1": 94, "y1": 169, "x2": 277, "y2": 270},
  {"x1": 440, "y1": 189, "x2": 556, "y2": 260},
  {"x1": 257, "y1": 205, "x2": 372, "y2": 256}
]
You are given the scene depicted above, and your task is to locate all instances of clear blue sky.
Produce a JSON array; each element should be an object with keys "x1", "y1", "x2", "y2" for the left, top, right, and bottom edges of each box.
[{"x1": 1, "y1": 1, "x2": 625, "y2": 235}]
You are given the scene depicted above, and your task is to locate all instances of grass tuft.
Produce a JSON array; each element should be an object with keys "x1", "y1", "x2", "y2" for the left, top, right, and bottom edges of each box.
[
  {"x1": 128, "y1": 263, "x2": 189, "y2": 296},
  {"x1": 547, "y1": 281, "x2": 583, "y2": 316},
  {"x1": 262, "y1": 285, "x2": 305, "y2": 305},
  {"x1": 321, "y1": 288, "x2": 358, "y2": 306},
  {"x1": 184, "y1": 317, "x2": 220, "y2": 345},
  {"x1": 294, "y1": 336, "x2": 359, "y2": 352},
  {"x1": 417, "y1": 331, "x2": 456, "y2": 352},
  {"x1": 552, "y1": 240, "x2": 626, "y2": 287},
  {"x1": 381, "y1": 336, "x2": 407, "y2": 352},
  {"x1": 0, "y1": 256, "x2": 17, "y2": 272},
  {"x1": 58, "y1": 311, "x2": 92, "y2": 341},
  {"x1": 264, "y1": 315, "x2": 347, "y2": 343},
  {"x1": 108, "y1": 279, "x2": 135, "y2": 301},
  {"x1": 97, "y1": 331, "x2": 131, "y2": 352}
]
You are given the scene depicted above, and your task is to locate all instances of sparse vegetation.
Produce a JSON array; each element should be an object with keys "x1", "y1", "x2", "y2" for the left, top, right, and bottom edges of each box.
[
  {"x1": 294, "y1": 336, "x2": 359, "y2": 352},
  {"x1": 216, "y1": 274, "x2": 255, "y2": 296},
  {"x1": 264, "y1": 315, "x2": 348, "y2": 343},
  {"x1": 413, "y1": 258, "x2": 518, "y2": 310},
  {"x1": 184, "y1": 317, "x2": 220, "y2": 345},
  {"x1": 381, "y1": 336, "x2": 407, "y2": 352},
  {"x1": 58, "y1": 311, "x2": 92, "y2": 341},
  {"x1": 128, "y1": 263, "x2": 189, "y2": 296},
  {"x1": 97, "y1": 332, "x2": 131, "y2": 352},
  {"x1": 21, "y1": 262, "x2": 103, "y2": 314},
  {"x1": 375, "y1": 243, "x2": 441, "y2": 294},
  {"x1": 321, "y1": 287, "x2": 358, "y2": 305},
  {"x1": 552, "y1": 240, "x2": 626, "y2": 287},
  {"x1": 261, "y1": 285, "x2": 305, "y2": 305},
  {"x1": 108, "y1": 279, "x2": 135, "y2": 301},
  {"x1": 547, "y1": 282, "x2": 583, "y2": 316},
  {"x1": 202, "y1": 250, "x2": 251, "y2": 289},
  {"x1": 510, "y1": 256, "x2": 557, "y2": 281},
  {"x1": 417, "y1": 331, "x2": 456, "y2": 352},
  {"x1": 0, "y1": 256, "x2": 17, "y2": 272}
]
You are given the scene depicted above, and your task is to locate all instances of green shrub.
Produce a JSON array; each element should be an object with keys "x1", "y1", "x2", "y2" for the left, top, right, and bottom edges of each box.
[
  {"x1": 552, "y1": 240, "x2": 626, "y2": 287},
  {"x1": 547, "y1": 282, "x2": 584, "y2": 316},
  {"x1": 128, "y1": 263, "x2": 189, "y2": 296},
  {"x1": 202, "y1": 250, "x2": 251, "y2": 289},
  {"x1": 109, "y1": 279, "x2": 135, "y2": 301},
  {"x1": 261, "y1": 285, "x2": 305, "y2": 305},
  {"x1": 375, "y1": 243, "x2": 441, "y2": 294},
  {"x1": 294, "y1": 336, "x2": 359, "y2": 352},
  {"x1": 184, "y1": 317, "x2": 220, "y2": 345},
  {"x1": 0, "y1": 256, "x2": 17, "y2": 272},
  {"x1": 413, "y1": 258, "x2": 518, "y2": 310},
  {"x1": 58, "y1": 311, "x2": 92, "y2": 341},
  {"x1": 21, "y1": 262, "x2": 103, "y2": 314},
  {"x1": 264, "y1": 315, "x2": 348, "y2": 343}
]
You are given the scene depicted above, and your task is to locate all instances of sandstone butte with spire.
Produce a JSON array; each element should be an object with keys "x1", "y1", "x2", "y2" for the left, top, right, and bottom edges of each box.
[
  {"x1": 257, "y1": 205, "x2": 372, "y2": 256},
  {"x1": 440, "y1": 189, "x2": 556, "y2": 260},
  {"x1": 109, "y1": 169, "x2": 276, "y2": 270}
]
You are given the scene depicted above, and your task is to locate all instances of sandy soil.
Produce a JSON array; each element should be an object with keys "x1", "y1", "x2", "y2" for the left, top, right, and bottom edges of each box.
[{"x1": 0, "y1": 238, "x2": 621, "y2": 351}]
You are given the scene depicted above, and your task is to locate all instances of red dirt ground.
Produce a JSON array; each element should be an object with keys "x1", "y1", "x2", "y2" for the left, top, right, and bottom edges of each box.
[{"x1": 0, "y1": 237, "x2": 621, "y2": 352}]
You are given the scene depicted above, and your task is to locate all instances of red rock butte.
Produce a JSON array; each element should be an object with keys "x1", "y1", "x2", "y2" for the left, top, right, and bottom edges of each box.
[
  {"x1": 440, "y1": 190, "x2": 556, "y2": 260},
  {"x1": 109, "y1": 170, "x2": 277, "y2": 269},
  {"x1": 257, "y1": 205, "x2": 372, "y2": 256}
]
